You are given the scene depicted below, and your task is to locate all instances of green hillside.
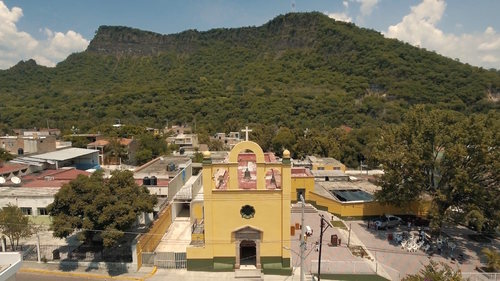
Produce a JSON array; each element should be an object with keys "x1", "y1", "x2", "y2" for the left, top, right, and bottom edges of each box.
[{"x1": 0, "y1": 13, "x2": 499, "y2": 152}]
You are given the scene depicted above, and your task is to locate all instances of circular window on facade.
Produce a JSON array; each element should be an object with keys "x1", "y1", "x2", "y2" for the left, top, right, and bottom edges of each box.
[{"x1": 240, "y1": 205, "x2": 255, "y2": 219}]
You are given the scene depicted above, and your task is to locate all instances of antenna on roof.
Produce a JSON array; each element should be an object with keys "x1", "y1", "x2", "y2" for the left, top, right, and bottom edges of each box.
[
  {"x1": 11, "y1": 176, "x2": 21, "y2": 185},
  {"x1": 0, "y1": 177, "x2": 5, "y2": 185}
]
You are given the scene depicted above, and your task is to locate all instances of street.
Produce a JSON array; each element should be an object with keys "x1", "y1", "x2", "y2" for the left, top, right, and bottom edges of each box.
[{"x1": 17, "y1": 272, "x2": 105, "y2": 281}]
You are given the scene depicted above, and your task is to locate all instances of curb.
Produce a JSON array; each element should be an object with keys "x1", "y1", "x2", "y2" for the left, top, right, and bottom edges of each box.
[{"x1": 20, "y1": 266, "x2": 158, "y2": 281}]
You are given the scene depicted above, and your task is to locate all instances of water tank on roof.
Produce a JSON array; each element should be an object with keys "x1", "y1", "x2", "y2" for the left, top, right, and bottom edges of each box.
[
  {"x1": 167, "y1": 162, "x2": 176, "y2": 171},
  {"x1": 143, "y1": 176, "x2": 151, "y2": 186},
  {"x1": 150, "y1": 176, "x2": 157, "y2": 186}
]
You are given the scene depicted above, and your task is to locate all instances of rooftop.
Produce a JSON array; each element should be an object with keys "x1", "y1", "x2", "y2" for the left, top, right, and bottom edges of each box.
[
  {"x1": 314, "y1": 180, "x2": 381, "y2": 201},
  {"x1": 0, "y1": 186, "x2": 60, "y2": 197},
  {"x1": 291, "y1": 167, "x2": 313, "y2": 178},
  {"x1": 310, "y1": 170, "x2": 349, "y2": 178},
  {"x1": 307, "y1": 156, "x2": 344, "y2": 166},
  {"x1": 134, "y1": 156, "x2": 191, "y2": 178},
  {"x1": 0, "y1": 163, "x2": 29, "y2": 175},
  {"x1": 87, "y1": 138, "x2": 134, "y2": 147},
  {"x1": 23, "y1": 169, "x2": 91, "y2": 181},
  {"x1": 31, "y1": 148, "x2": 99, "y2": 161}
]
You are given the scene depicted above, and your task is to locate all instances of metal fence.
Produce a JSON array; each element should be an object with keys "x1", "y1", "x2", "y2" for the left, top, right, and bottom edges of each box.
[
  {"x1": 141, "y1": 251, "x2": 187, "y2": 269},
  {"x1": 18, "y1": 244, "x2": 132, "y2": 263}
]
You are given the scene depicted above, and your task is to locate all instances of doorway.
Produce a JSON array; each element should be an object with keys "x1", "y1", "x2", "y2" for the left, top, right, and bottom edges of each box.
[
  {"x1": 297, "y1": 188, "x2": 305, "y2": 201},
  {"x1": 239, "y1": 240, "x2": 256, "y2": 266}
]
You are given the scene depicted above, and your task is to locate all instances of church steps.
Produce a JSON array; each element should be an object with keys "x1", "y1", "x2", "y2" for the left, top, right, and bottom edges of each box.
[{"x1": 291, "y1": 203, "x2": 318, "y2": 213}]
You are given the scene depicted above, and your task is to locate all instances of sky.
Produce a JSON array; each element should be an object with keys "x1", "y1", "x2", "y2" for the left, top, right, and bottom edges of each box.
[{"x1": 1, "y1": 0, "x2": 499, "y2": 70}]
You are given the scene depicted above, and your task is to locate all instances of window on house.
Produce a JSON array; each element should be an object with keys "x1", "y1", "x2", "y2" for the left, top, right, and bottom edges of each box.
[
  {"x1": 21, "y1": 207, "x2": 32, "y2": 215},
  {"x1": 38, "y1": 208, "x2": 48, "y2": 216},
  {"x1": 318, "y1": 167, "x2": 325, "y2": 170}
]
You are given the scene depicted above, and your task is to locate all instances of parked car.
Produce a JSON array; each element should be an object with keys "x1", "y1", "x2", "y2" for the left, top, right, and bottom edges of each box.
[{"x1": 374, "y1": 215, "x2": 402, "y2": 229}]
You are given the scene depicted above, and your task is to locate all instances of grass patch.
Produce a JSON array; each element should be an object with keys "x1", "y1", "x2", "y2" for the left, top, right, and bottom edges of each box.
[
  {"x1": 348, "y1": 245, "x2": 370, "y2": 260},
  {"x1": 331, "y1": 220, "x2": 348, "y2": 229}
]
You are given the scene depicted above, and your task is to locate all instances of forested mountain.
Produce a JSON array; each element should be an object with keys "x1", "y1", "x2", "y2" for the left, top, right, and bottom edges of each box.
[{"x1": 0, "y1": 12, "x2": 499, "y2": 159}]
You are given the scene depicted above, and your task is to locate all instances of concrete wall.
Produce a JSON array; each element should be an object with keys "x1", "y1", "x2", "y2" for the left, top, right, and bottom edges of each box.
[
  {"x1": 167, "y1": 162, "x2": 192, "y2": 202},
  {"x1": 0, "y1": 193, "x2": 54, "y2": 217},
  {"x1": 0, "y1": 252, "x2": 22, "y2": 281}
]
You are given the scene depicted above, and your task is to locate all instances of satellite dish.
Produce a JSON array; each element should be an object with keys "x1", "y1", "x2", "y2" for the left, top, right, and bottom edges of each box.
[
  {"x1": 11, "y1": 176, "x2": 21, "y2": 185},
  {"x1": 0, "y1": 177, "x2": 5, "y2": 184}
]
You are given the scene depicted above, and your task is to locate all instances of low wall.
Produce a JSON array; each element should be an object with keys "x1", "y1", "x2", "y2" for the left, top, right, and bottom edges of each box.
[{"x1": 136, "y1": 204, "x2": 172, "y2": 269}]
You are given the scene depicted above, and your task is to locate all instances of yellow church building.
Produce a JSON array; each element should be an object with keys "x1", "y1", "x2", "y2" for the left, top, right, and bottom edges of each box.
[{"x1": 187, "y1": 141, "x2": 292, "y2": 274}]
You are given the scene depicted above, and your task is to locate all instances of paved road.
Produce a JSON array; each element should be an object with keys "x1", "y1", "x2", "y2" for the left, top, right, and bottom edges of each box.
[{"x1": 17, "y1": 272, "x2": 104, "y2": 281}]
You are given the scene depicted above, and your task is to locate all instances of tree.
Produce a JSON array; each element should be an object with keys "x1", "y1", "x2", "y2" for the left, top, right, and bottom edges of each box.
[
  {"x1": 48, "y1": 170, "x2": 157, "y2": 247},
  {"x1": 0, "y1": 148, "x2": 14, "y2": 162},
  {"x1": 272, "y1": 127, "x2": 296, "y2": 156},
  {"x1": 402, "y1": 261, "x2": 464, "y2": 281},
  {"x1": 482, "y1": 247, "x2": 500, "y2": 272},
  {"x1": 0, "y1": 204, "x2": 32, "y2": 250},
  {"x1": 105, "y1": 138, "x2": 127, "y2": 164},
  {"x1": 375, "y1": 107, "x2": 499, "y2": 232}
]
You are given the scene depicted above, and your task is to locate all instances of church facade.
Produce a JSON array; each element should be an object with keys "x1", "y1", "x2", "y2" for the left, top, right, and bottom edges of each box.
[{"x1": 186, "y1": 141, "x2": 292, "y2": 274}]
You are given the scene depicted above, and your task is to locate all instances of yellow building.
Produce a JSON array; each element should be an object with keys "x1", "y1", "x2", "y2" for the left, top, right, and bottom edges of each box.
[
  {"x1": 186, "y1": 141, "x2": 291, "y2": 274},
  {"x1": 291, "y1": 167, "x2": 314, "y2": 202},
  {"x1": 307, "y1": 156, "x2": 346, "y2": 172}
]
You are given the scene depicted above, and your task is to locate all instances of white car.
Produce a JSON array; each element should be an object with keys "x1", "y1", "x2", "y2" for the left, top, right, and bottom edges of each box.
[{"x1": 374, "y1": 215, "x2": 402, "y2": 229}]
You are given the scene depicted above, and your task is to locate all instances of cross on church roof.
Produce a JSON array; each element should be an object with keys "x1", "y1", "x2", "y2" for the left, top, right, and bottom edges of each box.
[{"x1": 241, "y1": 126, "x2": 252, "y2": 141}]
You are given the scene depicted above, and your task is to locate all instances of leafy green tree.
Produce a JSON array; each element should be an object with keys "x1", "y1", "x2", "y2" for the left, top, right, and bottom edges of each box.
[
  {"x1": 208, "y1": 139, "x2": 224, "y2": 151},
  {"x1": 0, "y1": 204, "x2": 32, "y2": 250},
  {"x1": 376, "y1": 107, "x2": 499, "y2": 232},
  {"x1": 0, "y1": 148, "x2": 14, "y2": 161},
  {"x1": 374, "y1": 106, "x2": 459, "y2": 207},
  {"x1": 402, "y1": 261, "x2": 464, "y2": 281},
  {"x1": 48, "y1": 170, "x2": 157, "y2": 247},
  {"x1": 432, "y1": 113, "x2": 499, "y2": 232},
  {"x1": 482, "y1": 247, "x2": 500, "y2": 272},
  {"x1": 272, "y1": 127, "x2": 296, "y2": 156},
  {"x1": 135, "y1": 149, "x2": 153, "y2": 165}
]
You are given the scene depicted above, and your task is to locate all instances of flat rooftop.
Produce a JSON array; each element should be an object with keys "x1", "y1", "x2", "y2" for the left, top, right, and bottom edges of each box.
[
  {"x1": 32, "y1": 148, "x2": 98, "y2": 161},
  {"x1": 310, "y1": 170, "x2": 349, "y2": 178},
  {"x1": 314, "y1": 180, "x2": 380, "y2": 201},
  {"x1": 0, "y1": 186, "x2": 60, "y2": 197},
  {"x1": 134, "y1": 156, "x2": 191, "y2": 178}
]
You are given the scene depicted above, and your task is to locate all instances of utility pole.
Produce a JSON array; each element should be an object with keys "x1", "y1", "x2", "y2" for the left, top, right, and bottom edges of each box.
[
  {"x1": 347, "y1": 223, "x2": 351, "y2": 247},
  {"x1": 317, "y1": 214, "x2": 332, "y2": 281},
  {"x1": 300, "y1": 194, "x2": 305, "y2": 281},
  {"x1": 36, "y1": 233, "x2": 41, "y2": 262}
]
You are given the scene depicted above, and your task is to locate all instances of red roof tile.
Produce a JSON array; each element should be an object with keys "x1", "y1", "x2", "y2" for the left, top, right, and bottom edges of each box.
[
  {"x1": 0, "y1": 163, "x2": 29, "y2": 175},
  {"x1": 22, "y1": 180, "x2": 70, "y2": 188}
]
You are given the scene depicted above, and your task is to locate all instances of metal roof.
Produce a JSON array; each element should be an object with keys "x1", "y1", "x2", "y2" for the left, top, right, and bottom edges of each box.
[{"x1": 31, "y1": 148, "x2": 98, "y2": 161}]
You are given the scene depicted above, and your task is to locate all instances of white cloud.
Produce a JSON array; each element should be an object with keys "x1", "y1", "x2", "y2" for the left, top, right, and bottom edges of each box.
[
  {"x1": 385, "y1": 0, "x2": 500, "y2": 69},
  {"x1": 356, "y1": 0, "x2": 379, "y2": 17},
  {"x1": 343, "y1": 1, "x2": 349, "y2": 8},
  {"x1": 326, "y1": 12, "x2": 352, "y2": 23},
  {"x1": 0, "y1": 1, "x2": 89, "y2": 69}
]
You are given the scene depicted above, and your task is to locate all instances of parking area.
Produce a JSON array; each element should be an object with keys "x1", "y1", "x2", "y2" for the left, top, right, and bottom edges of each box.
[{"x1": 349, "y1": 219, "x2": 500, "y2": 278}]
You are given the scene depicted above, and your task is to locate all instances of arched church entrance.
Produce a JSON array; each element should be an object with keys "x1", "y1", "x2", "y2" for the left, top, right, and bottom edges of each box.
[
  {"x1": 234, "y1": 226, "x2": 261, "y2": 269},
  {"x1": 239, "y1": 240, "x2": 256, "y2": 266}
]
